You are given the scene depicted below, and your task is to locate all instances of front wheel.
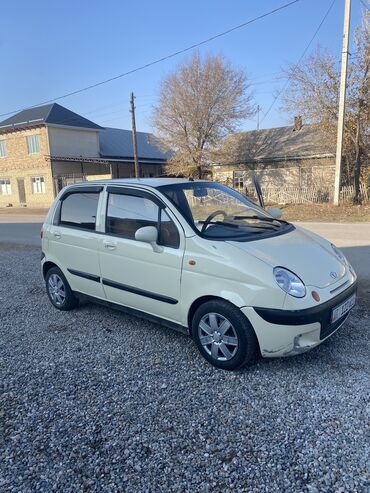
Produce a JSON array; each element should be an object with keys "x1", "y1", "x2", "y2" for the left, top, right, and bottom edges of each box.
[
  {"x1": 192, "y1": 300, "x2": 259, "y2": 370},
  {"x1": 45, "y1": 267, "x2": 78, "y2": 311}
]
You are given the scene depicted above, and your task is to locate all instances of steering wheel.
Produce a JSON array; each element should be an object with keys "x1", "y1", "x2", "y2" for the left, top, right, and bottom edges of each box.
[{"x1": 201, "y1": 210, "x2": 227, "y2": 232}]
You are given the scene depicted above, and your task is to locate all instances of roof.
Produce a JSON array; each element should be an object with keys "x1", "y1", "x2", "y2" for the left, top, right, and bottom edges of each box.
[
  {"x1": 0, "y1": 103, "x2": 102, "y2": 131},
  {"x1": 219, "y1": 124, "x2": 335, "y2": 164},
  {"x1": 79, "y1": 178, "x2": 202, "y2": 188},
  {"x1": 99, "y1": 127, "x2": 169, "y2": 161}
]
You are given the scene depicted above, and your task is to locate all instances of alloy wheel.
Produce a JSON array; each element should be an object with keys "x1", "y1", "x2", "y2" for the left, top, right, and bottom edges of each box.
[
  {"x1": 48, "y1": 273, "x2": 66, "y2": 306},
  {"x1": 198, "y1": 312, "x2": 238, "y2": 361}
]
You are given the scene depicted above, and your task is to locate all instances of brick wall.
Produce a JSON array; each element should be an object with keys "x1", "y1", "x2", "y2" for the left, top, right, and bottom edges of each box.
[{"x1": 0, "y1": 126, "x2": 54, "y2": 208}]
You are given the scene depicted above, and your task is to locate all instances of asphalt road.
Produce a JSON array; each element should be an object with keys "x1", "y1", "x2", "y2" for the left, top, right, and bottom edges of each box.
[{"x1": 0, "y1": 214, "x2": 369, "y2": 299}]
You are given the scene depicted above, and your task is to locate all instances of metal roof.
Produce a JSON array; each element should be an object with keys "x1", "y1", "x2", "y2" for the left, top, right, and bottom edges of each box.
[
  {"x1": 99, "y1": 127, "x2": 169, "y2": 161},
  {"x1": 0, "y1": 103, "x2": 102, "y2": 131}
]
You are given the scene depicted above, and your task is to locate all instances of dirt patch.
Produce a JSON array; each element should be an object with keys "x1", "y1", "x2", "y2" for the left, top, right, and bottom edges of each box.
[
  {"x1": 0, "y1": 207, "x2": 48, "y2": 216},
  {"x1": 280, "y1": 203, "x2": 370, "y2": 223}
]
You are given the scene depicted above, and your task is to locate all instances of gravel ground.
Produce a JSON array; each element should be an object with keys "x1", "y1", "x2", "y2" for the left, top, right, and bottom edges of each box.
[{"x1": 0, "y1": 244, "x2": 369, "y2": 493}]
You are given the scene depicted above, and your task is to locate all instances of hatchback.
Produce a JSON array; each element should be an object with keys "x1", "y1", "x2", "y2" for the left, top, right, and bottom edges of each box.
[{"x1": 41, "y1": 179, "x2": 357, "y2": 370}]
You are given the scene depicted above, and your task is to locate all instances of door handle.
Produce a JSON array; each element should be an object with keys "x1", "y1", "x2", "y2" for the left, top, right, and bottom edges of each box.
[
  {"x1": 103, "y1": 240, "x2": 117, "y2": 250},
  {"x1": 53, "y1": 231, "x2": 61, "y2": 239}
]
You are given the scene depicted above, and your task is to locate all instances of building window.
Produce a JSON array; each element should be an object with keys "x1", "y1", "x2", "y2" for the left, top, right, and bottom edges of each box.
[
  {"x1": 27, "y1": 135, "x2": 40, "y2": 154},
  {"x1": 0, "y1": 140, "x2": 7, "y2": 157},
  {"x1": 32, "y1": 176, "x2": 46, "y2": 194},
  {"x1": 233, "y1": 171, "x2": 244, "y2": 188},
  {"x1": 0, "y1": 179, "x2": 12, "y2": 195}
]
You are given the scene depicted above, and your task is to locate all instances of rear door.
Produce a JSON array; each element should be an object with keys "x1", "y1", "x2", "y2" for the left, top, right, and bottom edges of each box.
[
  {"x1": 47, "y1": 186, "x2": 106, "y2": 299},
  {"x1": 98, "y1": 186, "x2": 185, "y2": 324}
]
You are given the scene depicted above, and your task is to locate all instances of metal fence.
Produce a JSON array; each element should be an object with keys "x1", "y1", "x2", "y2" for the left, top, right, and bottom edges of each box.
[{"x1": 233, "y1": 183, "x2": 368, "y2": 205}]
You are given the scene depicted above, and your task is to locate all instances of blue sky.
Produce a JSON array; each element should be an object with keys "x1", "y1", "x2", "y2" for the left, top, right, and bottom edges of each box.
[{"x1": 0, "y1": 0, "x2": 364, "y2": 133}]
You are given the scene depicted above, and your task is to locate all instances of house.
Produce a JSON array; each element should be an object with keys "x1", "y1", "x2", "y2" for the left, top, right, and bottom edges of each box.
[
  {"x1": 212, "y1": 117, "x2": 336, "y2": 191},
  {"x1": 0, "y1": 103, "x2": 167, "y2": 208}
]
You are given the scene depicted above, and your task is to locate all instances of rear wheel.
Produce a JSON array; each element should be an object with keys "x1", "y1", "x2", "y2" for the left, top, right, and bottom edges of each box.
[
  {"x1": 192, "y1": 300, "x2": 258, "y2": 370},
  {"x1": 45, "y1": 267, "x2": 78, "y2": 311}
]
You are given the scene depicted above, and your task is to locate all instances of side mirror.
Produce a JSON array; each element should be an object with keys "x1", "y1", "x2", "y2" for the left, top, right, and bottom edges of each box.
[
  {"x1": 267, "y1": 207, "x2": 283, "y2": 220},
  {"x1": 135, "y1": 226, "x2": 163, "y2": 253}
]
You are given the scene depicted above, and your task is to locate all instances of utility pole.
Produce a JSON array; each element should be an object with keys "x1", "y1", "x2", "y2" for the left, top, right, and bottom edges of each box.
[
  {"x1": 130, "y1": 92, "x2": 140, "y2": 178},
  {"x1": 333, "y1": 0, "x2": 351, "y2": 206},
  {"x1": 256, "y1": 105, "x2": 260, "y2": 130}
]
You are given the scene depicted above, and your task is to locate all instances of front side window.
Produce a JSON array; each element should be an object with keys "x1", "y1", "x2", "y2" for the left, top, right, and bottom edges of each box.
[
  {"x1": 27, "y1": 135, "x2": 40, "y2": 154},
  {"x1": 159, "y1": 182, "x2": 292, "y2": 241},
  {"x1": 32, "y1": 176, "x2": 45, "y2": 194},
  {"x1": 0, "y1": 179, "x2": 11, "y2": 195},
  {"x1": 0, "y1": 140, "x2": 7, "y2": 157},
  {"x1": 106, "y1": 192, "x2": 180, "y2": 248},
  {"x1": 60, "y1": 192, "x2": 100, "y2": 230}
]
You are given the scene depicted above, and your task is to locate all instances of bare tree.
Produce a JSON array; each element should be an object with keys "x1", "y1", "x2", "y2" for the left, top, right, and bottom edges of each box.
[
  {"x1": 152, "y1": 53, "x2": 254, "y2": 178},
  {"x1": 282, "y1": 12, "x2": 369, "y2": 202}
]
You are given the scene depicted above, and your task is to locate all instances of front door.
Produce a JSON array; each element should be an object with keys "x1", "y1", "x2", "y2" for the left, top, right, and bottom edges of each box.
[
  {"x1": 17, "y1": 178, "x2": 26, "y2": 204},
  {"x1": 99, "y1": 188, "x2": 184, "y2": 324}
]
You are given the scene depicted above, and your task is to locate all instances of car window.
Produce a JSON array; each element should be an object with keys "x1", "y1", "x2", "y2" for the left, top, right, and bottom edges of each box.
[
  {"x1": 60, "y1": 192, "x2": 100, "y2": 230},
  {"x1": 106, "y1": 193, "x2": 180, "y2": 248},
  {"x1": 159, "y1": 209, "x2": 180, "y2": 248},
  {"x1": 106, "y1": 193, "x2": 158, "y2": 239}
]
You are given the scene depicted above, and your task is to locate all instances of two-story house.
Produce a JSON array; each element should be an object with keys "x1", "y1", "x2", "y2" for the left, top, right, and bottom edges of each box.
[{"x1": 0, "y1": 103, "x2": 167, "y2": 208}]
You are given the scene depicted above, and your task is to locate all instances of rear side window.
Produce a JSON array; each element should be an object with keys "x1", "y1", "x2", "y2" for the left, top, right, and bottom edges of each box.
[
  {"x1": 106, "y1": 192, "x2": 180, "y2": 248},
  {"x1": 60, "y1": 193, "x2": 99, "y2": 230}
]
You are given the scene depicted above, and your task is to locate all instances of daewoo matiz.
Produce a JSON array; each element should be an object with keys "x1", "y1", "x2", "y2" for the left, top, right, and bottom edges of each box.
[{"x1": 41, "y1": 179, "x2": 357, "y2": 370}]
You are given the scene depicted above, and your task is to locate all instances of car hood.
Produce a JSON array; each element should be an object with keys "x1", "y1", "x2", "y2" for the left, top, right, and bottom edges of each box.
[{"x1": 227, "y1": 226, "x2": 346, "y2": 288}]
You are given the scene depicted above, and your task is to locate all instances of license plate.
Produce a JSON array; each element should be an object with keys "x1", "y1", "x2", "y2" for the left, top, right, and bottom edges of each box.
[{"x1": 331, "y1": 293, "x2": 356, "y2": 323}]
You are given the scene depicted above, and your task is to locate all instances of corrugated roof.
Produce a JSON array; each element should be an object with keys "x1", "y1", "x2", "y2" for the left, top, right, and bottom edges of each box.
[
  {"x1": 0, "y1": 103, "x2": 102, "y2": 131},
  {"x1": 99, "y1": 127, "x2": 169, "y2": 161},
  {"x1": 222, "y1": 124, "x2": 335, "y2": 164}
]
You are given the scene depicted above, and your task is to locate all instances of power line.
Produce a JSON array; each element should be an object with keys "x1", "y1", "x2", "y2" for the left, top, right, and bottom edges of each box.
[
  {"x1": 260, "y1": 0, "x2": 337, "y2": 125},
  {"x1": 0, "y1": 0, "x2": 300, "y2": 119}
]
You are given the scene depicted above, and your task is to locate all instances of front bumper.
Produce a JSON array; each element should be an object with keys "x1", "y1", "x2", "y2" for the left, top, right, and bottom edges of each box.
[{"x1": 242, "y1": 282, "x2": 357, "y2": 357}]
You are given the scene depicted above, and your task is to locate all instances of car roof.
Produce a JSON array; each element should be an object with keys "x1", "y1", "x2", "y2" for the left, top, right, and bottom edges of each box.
[{"x1": 69, "y1": 178, "x2": 209, "y2": 189}]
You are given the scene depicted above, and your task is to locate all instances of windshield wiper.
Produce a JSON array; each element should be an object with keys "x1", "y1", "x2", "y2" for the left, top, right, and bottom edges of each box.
[
  {"x1": 232, "y1": 215, "x2": 280, "y2": 222},
  {"x1": 198, "y1": 220, "x2": 239, "y2": 229}
]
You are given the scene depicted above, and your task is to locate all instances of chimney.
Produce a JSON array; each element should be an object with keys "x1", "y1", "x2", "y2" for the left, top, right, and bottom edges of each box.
[{"x1": 294, "y1": 116, "x2": 302, "y2": 131}]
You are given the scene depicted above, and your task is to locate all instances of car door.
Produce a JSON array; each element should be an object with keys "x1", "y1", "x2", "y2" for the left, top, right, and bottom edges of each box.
[
  {"x1": 47, "y1": 186, "x2": 106, "y2": 300},
  {"x1": 98, "y1": 186, "x2": 185, "y2": 324}
]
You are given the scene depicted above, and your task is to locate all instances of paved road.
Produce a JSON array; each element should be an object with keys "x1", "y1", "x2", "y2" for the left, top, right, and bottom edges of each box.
[
  {"x1": 0, "y1": 214, "x2": 45, "y2": 246},
  {"x1": 1, "y1": 214, "x2": 369, "y2": 298}
]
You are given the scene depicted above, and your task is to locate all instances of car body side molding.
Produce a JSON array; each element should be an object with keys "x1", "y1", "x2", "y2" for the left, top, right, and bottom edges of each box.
[
  {"x1": 102, "y1": 278, "x2": 178, "y2": 305},
  {"x1": 67, "y1": 268, "x2": 101, "y2": 283}
]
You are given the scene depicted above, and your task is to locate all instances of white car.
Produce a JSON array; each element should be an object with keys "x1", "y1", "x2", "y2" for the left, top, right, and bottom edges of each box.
[{"x1": 41, "y1": 179, "x2": 357, "y2": 370}]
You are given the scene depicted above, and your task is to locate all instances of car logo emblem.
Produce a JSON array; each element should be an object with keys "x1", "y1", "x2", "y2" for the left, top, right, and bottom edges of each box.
[{"x1": 330, "y1": 271, "x2": 338, "y2": 279}]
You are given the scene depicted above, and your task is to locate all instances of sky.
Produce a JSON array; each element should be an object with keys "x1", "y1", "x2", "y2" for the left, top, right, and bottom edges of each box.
[{"x1": 0, "y1": 0, "x2": 365, "y2": 133}]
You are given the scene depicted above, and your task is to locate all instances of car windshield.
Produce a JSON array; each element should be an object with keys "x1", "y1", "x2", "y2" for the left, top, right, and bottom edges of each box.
[{"x1": 158, "y1": 182, "x2": 291, "y2": 241}]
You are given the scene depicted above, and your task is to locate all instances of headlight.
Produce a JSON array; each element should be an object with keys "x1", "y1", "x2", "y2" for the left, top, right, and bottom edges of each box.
[
  {"x1": 331, "y1": 243, "x2": 346, "y2": 264},
  {"x1": 273, "y1": 267, "x2": 306, "y2": 298}
]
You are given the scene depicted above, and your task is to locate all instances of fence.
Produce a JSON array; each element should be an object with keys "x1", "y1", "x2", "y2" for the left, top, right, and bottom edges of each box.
[{"x1": 233, "y1": 183, "x2": 368, "y2": 205}]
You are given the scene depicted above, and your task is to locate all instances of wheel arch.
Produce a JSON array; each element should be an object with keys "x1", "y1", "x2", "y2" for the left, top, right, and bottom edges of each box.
[
  {"x1": 188, "y1": 295, "x2": 239, "y2": 336},
  {"x1": 42, "y1": 261, "x2": 59, "y2": 279}
]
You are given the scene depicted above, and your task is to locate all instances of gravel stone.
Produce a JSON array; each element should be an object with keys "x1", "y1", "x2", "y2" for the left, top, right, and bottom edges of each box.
[{"x1": 0, "y1": 244, "x2": 369, "y2": 492}]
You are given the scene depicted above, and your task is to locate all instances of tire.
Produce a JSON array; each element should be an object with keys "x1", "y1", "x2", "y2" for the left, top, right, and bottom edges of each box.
[
  {"x1": 45, "y1": 266, "x2": 78, "y2": 311},
  {"x1": 192, "y1": 300, "x2": 259, "y2": 370}
]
